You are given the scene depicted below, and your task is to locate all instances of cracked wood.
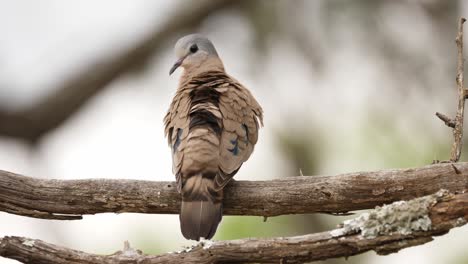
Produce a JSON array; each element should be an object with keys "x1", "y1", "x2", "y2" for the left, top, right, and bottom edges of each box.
[
  {"x1": 0, "y1": 191, "x2": 466, "y2": 264},
  {"x1": 0, "y1": 162, "x2": 467, "y2": 220}
]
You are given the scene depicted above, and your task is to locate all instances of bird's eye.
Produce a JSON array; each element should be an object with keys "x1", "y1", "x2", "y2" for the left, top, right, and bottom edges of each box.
[{"x1": 190, "y1": 44, "x2": 198, "y2": 53}]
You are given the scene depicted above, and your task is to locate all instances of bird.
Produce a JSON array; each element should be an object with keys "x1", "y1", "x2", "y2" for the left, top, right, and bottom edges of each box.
[{"x1": 164, "y1": 34, "x2": 263, "y2": 240}]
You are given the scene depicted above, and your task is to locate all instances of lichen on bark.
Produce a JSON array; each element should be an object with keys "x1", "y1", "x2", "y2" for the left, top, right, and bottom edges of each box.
[{"x1": 332, "y1": 190, "x2": 449, "y2": 238}]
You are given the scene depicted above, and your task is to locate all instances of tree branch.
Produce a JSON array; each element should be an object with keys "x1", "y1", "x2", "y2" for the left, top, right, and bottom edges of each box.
[
  {"x1": 1, "y1": 162, "x2": 467, "y2": 220},
  {"x1": 0, "y1": 0, "x2": 236, "y2": 143},
  {"x1": 435, "y1": 112, "x2": 455, "y2": 128},
  {"x1": 436, "y1": 17, "x2": 467, "y2": 161},
  {"x1": 451, "y1": 17, "x2": 467, "y2": 161},
  {"x1": 1, "y1": 190, "x2": 466, "y2": 264}
]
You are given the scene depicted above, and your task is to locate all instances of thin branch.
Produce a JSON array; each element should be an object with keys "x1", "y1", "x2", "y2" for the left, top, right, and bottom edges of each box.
[
  {"x1": 435, "y1": 112, "x2": 455, "y2": 128},
  {"x1": 1, "y1": 191, "x2": 466, "y2": 264},
  {"x1": 1, "y1": 163, "x2": 467, "y2": 220},
  {"x1": 436, "y1": 17, "x2": 467, "y2": 162},
  {"x1": 0, "y1": 0, "x2": 236, "y2": 143},
  {"x1": 451, "y1": 17, "x2": 467, "y2": 161}
]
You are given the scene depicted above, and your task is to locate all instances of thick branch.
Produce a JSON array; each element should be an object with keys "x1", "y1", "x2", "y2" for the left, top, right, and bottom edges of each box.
[
  {"x1": 1, "y1": 191, "x2": 466, "y2": 264},
  {"x1": 0, "y1": 0, "x2": 236, "y2": 143},
  {"x1": 1, "y1": 163, "x2": 467, "y2": 220}
]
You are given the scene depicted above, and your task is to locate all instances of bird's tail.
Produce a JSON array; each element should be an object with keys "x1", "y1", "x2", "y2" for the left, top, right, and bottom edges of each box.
[{"x1": 180, "y1": 174, "x2": 223, "y2": 241}]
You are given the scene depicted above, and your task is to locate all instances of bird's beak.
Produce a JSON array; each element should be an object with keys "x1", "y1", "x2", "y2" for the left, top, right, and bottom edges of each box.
[{"x1": 169, "y1": 57, "x2": 185, "y2": 75}]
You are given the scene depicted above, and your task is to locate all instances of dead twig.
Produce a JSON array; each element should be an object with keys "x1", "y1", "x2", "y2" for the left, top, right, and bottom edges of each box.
[{"x1": 436, "y1": 17, "x2": 467, "y2": 162}]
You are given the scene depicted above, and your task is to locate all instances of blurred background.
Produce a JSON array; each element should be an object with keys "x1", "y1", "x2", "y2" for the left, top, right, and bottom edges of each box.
[{"x1": 0, "y1": 0, "x2": 467, "y2": 263}]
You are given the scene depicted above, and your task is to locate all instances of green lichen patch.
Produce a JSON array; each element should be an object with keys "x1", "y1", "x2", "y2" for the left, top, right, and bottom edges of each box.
[{"x1": 331, "y1": 190, "x2": 449, "y2": 238}]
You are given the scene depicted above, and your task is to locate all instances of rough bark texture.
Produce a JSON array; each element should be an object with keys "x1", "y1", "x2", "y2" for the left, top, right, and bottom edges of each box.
[
  {"x1": 0, "y1": 0, "x2": 236, "y2": 143},
  {"x1": 0, "y1": 162, "x2": 467, "y2": 220},
  {"x1": 1, "y1": 191, "x2": 466, "y2": 264}
]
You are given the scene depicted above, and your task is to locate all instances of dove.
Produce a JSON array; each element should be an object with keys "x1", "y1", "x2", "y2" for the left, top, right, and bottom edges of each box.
[{"x1": 164, "y1": 34, "x2": 263, "y2": 240}]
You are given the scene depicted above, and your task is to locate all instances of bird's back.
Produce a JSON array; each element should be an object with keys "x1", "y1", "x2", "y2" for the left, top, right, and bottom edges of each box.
[{"x1": 164, "y1": 70, "x2": 263, "y2": 240}]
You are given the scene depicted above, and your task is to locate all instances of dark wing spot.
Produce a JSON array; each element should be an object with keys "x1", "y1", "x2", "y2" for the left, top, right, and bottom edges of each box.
[
  {"x1": 228, "y1": 138, "x2": 239, "y2": 156},
  {"x1": 242, "y1": 124, "x2": 249, "y2": 142},
  {"x1": 173, "y1": 128, "x2": 183, "y2": 154},
  {"x1": 168, "y1": 127, "x2": 174, "y2": 145}
]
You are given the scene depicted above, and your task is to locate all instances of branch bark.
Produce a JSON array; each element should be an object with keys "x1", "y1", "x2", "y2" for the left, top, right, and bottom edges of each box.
[
  {"x1": 1, "y1": 191, "x2": 466, "y2": 264},
  {"x1": 0, "y1": 0, "x2": 236, "y2": 143},
  {"x1": 0, "y1": 162, "x2": 467, "y2": 220},
  {"x1": 436, "y1": 17, "x2": 467, "y2": 161}
]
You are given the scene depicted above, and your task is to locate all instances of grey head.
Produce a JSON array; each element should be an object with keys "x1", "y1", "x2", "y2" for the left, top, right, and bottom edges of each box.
[{"x1": 169, "y1": 34, "x2": 219, "y2": 75}]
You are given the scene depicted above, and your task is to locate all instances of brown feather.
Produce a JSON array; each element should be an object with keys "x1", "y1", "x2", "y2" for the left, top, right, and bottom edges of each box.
[{"x1": 164, "y1": 57, "x2": 263, "y2": 239}]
